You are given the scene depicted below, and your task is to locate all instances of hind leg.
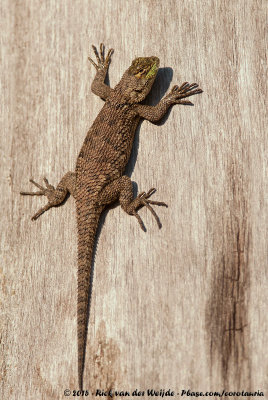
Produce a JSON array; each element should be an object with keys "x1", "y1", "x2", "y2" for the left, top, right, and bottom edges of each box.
[
  {"x1": 20, "y1": 171, "x2": 76, "y2": 220},
  {"x1": 98, "y1": 176, "x2": 168, "y2": 231}
]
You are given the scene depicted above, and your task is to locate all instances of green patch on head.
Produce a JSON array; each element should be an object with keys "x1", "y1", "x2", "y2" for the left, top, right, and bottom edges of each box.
[{"x1": 146, "y1": 63, "x2": 158, "y2": 79}]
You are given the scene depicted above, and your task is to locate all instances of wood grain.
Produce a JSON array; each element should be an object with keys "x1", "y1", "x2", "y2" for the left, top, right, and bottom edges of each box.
[{"x1": 1, "y1": 0, "x2": 267, "y2": 398}]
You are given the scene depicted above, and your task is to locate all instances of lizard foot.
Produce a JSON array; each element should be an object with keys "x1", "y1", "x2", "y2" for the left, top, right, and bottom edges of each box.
[
  {"x1": 125, "y1": 188, "x2": 168, "y2": 231},
  {"x1": 88, "y1": 43, "x2": 114, "y2": 71},
  {"x1": 20, "y1": 177, "x2": 64, "y2": 220},
  {"x1": 169, "y1": 82, "x2": 203, "y2": 105}
]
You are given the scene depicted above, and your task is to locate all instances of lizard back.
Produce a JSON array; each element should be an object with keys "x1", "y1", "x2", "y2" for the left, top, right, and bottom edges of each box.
[{"x1": 75, "y1": 97, "x2": 140, "y2": 198}]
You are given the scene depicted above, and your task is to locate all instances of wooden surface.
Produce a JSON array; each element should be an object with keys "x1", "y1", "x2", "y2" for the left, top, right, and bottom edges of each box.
[{"x1": 1, "y1": 0, "x2": 267, "y2": 398}]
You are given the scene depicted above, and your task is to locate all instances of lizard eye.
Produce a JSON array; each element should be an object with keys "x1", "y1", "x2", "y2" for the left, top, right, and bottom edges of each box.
[{"x1": 134, "y1": 68, "x2": 147, "y2": 79}]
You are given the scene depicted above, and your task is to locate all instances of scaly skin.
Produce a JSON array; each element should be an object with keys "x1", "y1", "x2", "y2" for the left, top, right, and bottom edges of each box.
[{"x1": 20, "y1": 43, "x2": 203, "y2": 389}]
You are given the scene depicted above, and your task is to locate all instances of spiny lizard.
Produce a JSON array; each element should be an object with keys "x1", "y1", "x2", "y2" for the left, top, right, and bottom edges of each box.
[{"x1": 21, "y1": 43, "x2": 202, "y2": 390}]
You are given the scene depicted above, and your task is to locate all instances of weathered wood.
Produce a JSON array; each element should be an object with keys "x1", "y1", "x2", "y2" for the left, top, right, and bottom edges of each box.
[{"x1": 1, "y1": 0, "x2": 267, "y2": 398}]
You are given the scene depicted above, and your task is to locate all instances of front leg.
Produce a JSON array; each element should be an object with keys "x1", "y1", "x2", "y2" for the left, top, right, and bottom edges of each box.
[
  {"x1": 88, "y1": 43, "x2": 114, "y2": 100},
  {"x1": 135, "y1": 82, "x2": 203, "y2": 122}
]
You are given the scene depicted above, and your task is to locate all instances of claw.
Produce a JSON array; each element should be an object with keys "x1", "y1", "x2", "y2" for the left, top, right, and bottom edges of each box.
[
  {"x1": 178, "y1": 82, "x2": 189, "y2": 91},
  {"x1": 180, "y1": 83, "x2": 191, "y2": 93},
  {"x1": 92, "y1": 44, "x2": 101, "y2": 64},
  {"x1": 141, "y1": 199, "x2": 161, "y2": 228},
  {"x1": 89, "y1": 43, "x2": 114, "y2": 70},
  {"x1": 138, "y1": 191, "x2": 146, "y2": 198},
  {"x1": 20, "y1": 178, "x2": 46, "y2": 196},
  {"x1": 107, "y1": 48, "x2": 114, "y2": 59},
  {"x1": 175, "y1": 100, "x2": 194, "y2": 106},
  {"x1": 20, "y1": 190, "x2": 44, "y2": 196},
  {"x1": 129, "y1": 188, "x2": 167, "y2": 230},
  {"x1": 144, "y1": 188, "x2": 156, "y2": 198},
  {"x1": 104, "y1": 48, "x2": 114, "y2": 68},
  {"x1": 171, "y1": 82, "x2": 203, "y2": 103},
  {"x1": 43, "y1": 177, "x2": 55, "y2": 190},
  {"x1": 31, "y1": 203, "x2": 52, "y2": 221},
  {"x1": 133, "y1": 211, "x2": 146, "y2": 231},
  {"x1": 21, "y1": 177, "x2": 59, "y2": 220},
  {"x1": 177, "y1": 88, "x2": 203, "y2": 99},
  {"x1": 100, "y1": 43, "x2": 105, "y2": 62},
  {"x1": 29, "y1": 179, "x2": 45, "y2": 190},
  {"x1": 188, "y1": 83, "x2": 198, "y2": 89},
  {"x1": 88, "y1": 57, "x2": 98, "y2": 70},
  {"x1": 146, "y1": 199, "x2": 168, "y2": 207}
]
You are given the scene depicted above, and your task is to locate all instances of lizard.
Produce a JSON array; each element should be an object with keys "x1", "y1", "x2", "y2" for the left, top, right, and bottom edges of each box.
[{"x1": 20, "y1": 43, "x2": 203, "y2": 390}]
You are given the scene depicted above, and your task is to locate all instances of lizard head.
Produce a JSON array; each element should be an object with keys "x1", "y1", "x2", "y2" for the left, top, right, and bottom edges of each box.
[
  {"x1": 128, "y1": 56, "x2": 159, "y2": 80},
  {"x1": 119, "y1": 56, "x2": 160, "y2": 103}
]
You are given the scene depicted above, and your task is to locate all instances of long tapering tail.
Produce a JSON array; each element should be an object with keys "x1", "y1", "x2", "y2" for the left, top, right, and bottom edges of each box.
[{"x1": 76, "y1": 200, "x2": 102, "y2": 390}]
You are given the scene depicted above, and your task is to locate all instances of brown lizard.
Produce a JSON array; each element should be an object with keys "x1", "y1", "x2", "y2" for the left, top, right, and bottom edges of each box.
[{"x1": 20, "y1": 43, "x2": 202, "y2": 390}]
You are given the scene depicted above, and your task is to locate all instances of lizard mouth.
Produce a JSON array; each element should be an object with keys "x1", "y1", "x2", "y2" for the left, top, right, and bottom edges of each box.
[
  {"x1": 146, "y1": 57, "x2": 160, "y2": 79},
  {"x1": 146, "y1": 63, "x2": 158, "y2": 79}
]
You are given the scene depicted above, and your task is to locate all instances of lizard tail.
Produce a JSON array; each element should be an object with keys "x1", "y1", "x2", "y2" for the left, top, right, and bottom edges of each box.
[{"x1": 76, "y1": 200, "x2": 102, "y2": 390}]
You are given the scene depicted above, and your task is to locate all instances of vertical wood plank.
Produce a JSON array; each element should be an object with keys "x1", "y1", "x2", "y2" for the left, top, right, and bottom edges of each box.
[{"x1": 1, "y1": 1, "x2": 267, "y2": 398}]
